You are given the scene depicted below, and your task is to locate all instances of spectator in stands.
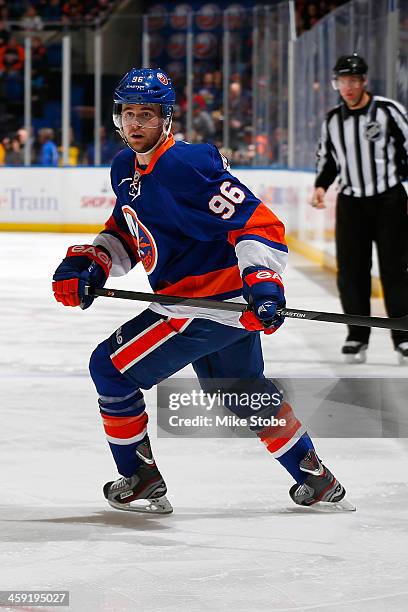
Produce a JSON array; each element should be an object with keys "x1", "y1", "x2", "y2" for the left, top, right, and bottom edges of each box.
[
  {"x1": 31, "y1": 35, "x2": 47, "y2": 72},
  {"x1": 29, "y1": 36, "x2": 47, "y2": 117},
  {"x1": 5, "y1": 134, "x2": 23, "y2": 165},
  {"x1": 42, "y1": 0, "x2": 62, "y2": 22},
  {"x1": 199, "y1": 71, "x2": 221, "y2": 113},
  {"x1": 0, "y1": 18, "x2": 10, "y2": 48},
  {"x1": 228, "y1": 81, "x2": 251, "y2": 151},
  {"x1": 0, "y1": 3, "x2": 9, "y2": 22},
  {"x1": 302, "y1": 2, "x2": 320, "y2": 30},
  {"x1": 213, "y1": 69, "x2": 222, "y2": 92},
  {"x1": 170, "y1": 105, "x2": 185, "y2": 141},
  {"x1": 295, "y1": 0, "x2": 347, "y2": 33},
  {"x1": 57, "y1": 127, "x2": 80, "y2": 166},
  {"x1": 86, "y1": 126, "x2": 120, "y2": 165},
  {"x1": 62, "y1": 0, "x2": 84, "y2": 25},
  {"x1": 192, "y1": 94, "x2": 215, "y2": 142},
  {"x1": 38, "y1": 127, "x2": 58, "y2": 166},
  {"x1": 272, "y1": 126, "x2": 288, "y2": 165},
  {"x1": 232, "y1": 126, "x2": 255, "y2": 165},
  {"x1": 0, "y1": 135, "x2": 9, "y2": 165},
  {"x1": 20, "y1": 5, "x2": 44, "y2": 31},
  {"x1": 318, "y1": 1, "x2": 332, "y2": 18},
  {"x1": 0, "y1": 0, "x2": 7, "y2": 18},
  {"x1": 17, "y1": 127, "x2": 28, "y2": 147},
  {"x1": 88, "y1": 0, "x2": 112, "y2": 22},
  {"x1": 0, "y1": 37, "x2": 24, "y2": 73}
]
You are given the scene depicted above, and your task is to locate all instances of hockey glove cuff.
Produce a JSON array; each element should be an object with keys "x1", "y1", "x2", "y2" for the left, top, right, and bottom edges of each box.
[
  {"x1": 240, "y1": 266, "x2": 286, "y2": 335},
  {"x1": 52, "y1": 244, "x2": 112, "y2": 309}
]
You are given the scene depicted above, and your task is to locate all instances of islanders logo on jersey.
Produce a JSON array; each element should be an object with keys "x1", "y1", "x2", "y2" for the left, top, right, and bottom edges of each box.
[{"x1": 122, "y1": 205, "x2": 158, "y2": 274}]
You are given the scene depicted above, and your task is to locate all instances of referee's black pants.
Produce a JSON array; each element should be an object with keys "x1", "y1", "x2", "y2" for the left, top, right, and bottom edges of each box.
[{"x1": 335, "y1": 183, "x2": 408, "y2": 348}]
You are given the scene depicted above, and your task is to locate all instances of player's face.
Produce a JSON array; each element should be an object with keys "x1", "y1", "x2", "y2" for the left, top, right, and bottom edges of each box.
[
  {"x1": 121, "y1": 104, "x2": 164, "y2": 152},
  {"x1": 336, "y1": 76, "x2": 366, "y2": 107}
]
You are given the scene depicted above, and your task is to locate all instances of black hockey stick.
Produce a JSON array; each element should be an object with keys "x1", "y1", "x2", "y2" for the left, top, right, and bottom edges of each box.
[{"x1": 86, "y1": 286, "x2": 408, "y2": 331}]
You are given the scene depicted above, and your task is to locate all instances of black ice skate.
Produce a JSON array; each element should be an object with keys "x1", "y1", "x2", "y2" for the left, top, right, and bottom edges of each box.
[
  {"x1": 342, "y1": 340, "x2": 368, "y2": 364},
  {"x1": 289, "y1": 450, "x2": 355, "y2": 511},
  {"x1": 103, "y1": 438, "x2": 173, "y2": 514},
  {"x1": 396, "y1": 342, "x2": 408, "y2": 365}
]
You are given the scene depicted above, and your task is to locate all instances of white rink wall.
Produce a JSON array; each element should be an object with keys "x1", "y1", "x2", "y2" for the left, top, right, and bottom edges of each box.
[
  {"x1": 0, "y1": 167, "x2": 115, "y2": 231},
  {"x1": 0, "y1": 166, "x2": 377, "y2": 279},
  {"x1": 0, "y1": 165, "x2": 333, "y2": 237}
]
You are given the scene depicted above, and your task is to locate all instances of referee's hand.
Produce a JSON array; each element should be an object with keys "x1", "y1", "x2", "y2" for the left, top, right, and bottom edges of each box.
[{"x1": 310, "y1": 187, "x2": 326, "y2": 209}]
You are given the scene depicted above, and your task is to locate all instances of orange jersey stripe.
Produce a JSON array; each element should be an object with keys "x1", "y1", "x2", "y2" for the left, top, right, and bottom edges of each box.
[
  {"x1": 111, "y1": 317, "x2": 189, "y2": 371},
  {"x1": 227, "y1": 203, "x2": 286, "y2": 247},
  {"x1": 157, "y1": 265, "x2": 242, "y2": 298}
]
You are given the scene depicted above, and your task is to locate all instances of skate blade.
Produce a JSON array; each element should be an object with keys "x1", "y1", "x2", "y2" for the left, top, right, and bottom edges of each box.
[
  {"x1": 344, "y1": 351, "x2": 366, "y2": 364},
  {"x1": 398, "y1": 354, "x2": 408, "y2": 366},
  {"x1": 107, "y1": 495, "x2": 173, "y2": 515},
  {"x1": 313, "y1": 498, "x2": 356, "y2": 512}
]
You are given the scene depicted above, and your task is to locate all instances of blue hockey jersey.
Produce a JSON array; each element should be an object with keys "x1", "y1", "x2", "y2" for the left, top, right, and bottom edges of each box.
[{"x1": 94, "y1": 135, "x2": 288, "y2": 326}]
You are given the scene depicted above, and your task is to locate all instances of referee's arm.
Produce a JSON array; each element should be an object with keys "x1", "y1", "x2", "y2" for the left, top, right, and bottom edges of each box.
[
  {"x1": 311, "y1": 119, "x2": 338, "y2": 208},
  {"x1": 387, "y1": 101, "x2": 408, "y2": 179}
]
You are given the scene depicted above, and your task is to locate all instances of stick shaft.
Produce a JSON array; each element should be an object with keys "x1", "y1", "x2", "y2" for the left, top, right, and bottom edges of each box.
[
  {"x1": 87, "y1": 287, "x2": 408, "y2": 331},
  {"x1": 88, "y1": 286, "x2": 408, "y2": 331}
]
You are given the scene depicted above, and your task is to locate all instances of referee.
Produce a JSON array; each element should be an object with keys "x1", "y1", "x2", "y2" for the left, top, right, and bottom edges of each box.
[{"x1": 311, "y1": 53, "x2": 408, "y2": 364}]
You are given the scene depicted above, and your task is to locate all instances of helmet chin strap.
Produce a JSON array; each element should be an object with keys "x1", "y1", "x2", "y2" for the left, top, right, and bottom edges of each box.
[{"x1": 136, "y1": 132, "x2": 166, "y2": 157}]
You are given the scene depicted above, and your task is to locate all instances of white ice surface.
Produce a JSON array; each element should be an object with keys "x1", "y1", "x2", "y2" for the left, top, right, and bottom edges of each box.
[{"x1": 0, "y1": 233, "x2": 407, "y2": 612}]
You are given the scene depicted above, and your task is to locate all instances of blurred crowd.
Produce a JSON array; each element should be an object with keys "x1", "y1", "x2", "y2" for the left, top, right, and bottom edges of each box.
[
  {"x1": 0, "y1": 0, "x2": 119, "y2": 28},
  {"x1": 0, "y1": 0, "x2": 348, "y2": 167},
  {"x1": 170, "y1": 70, "x2": 286, "y2": 167},
  {"x1": 0, "y1": 125, "x2": 121, "y2": 165},
  {"x1": 295, "y1": 0, "x2": 348, "y2": 34}
]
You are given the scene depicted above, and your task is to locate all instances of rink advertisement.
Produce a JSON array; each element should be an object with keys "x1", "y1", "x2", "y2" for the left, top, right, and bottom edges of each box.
[
  {"x1": 0, "y1": 167, "x2": 316, "y2": 234},
  {"x1": 0, "y1": 167, "x2": 115, "y2": 232},
  {"x1": 157, "y1": 378, "x2": 408, "y2": 438}
]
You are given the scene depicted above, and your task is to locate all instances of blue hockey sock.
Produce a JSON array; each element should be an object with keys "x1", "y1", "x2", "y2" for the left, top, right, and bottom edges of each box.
[{"x1": 276, "y1": 433, "x2": 315, "y2": 483}]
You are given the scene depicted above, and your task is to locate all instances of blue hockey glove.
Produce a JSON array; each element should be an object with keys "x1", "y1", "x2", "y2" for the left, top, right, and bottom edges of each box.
[
  {"x1": 52, "y1": 244, "x2": 112, "y2": 309},
  {"x1": 240, "y1": 266, "x2": 286, "y2": 334}
]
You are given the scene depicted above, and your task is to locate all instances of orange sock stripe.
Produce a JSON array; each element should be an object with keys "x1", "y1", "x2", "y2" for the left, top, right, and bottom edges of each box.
[
  {"x1": 260, "y1": 421, "x2": 302, "y2": 453},
  {"x1": 101, "y1": 413, "x2": 147, "y2": 428},
  {"x1": 102, "y1": 412, "x2": 148, "y2": 439},
  {"x1": 276, "y1": 402, "x2": 300, "y2": 425},
  {"x1": 257, "y1": 402, "x2": 302, "y2": 453}
]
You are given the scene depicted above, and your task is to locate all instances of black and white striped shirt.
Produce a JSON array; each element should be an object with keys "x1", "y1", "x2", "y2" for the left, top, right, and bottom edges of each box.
[{"x1": 315, "y1": 94, "x2": 408, "y2": 197}]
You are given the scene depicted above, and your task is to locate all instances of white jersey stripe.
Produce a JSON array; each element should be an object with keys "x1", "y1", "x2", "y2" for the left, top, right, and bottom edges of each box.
[{"x1": 235, "y1": 240, "x2": 288, "y2": 276}]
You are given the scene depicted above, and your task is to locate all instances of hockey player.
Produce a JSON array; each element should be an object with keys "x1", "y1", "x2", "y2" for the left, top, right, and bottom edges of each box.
[{"x1": 52, "y1": 68, "x2": 350, "y2": 514}]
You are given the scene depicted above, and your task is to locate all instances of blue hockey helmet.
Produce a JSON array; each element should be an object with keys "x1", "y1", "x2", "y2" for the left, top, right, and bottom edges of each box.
[{"x1": 113, "y1": 68, "x2": 175, "y2": 136}]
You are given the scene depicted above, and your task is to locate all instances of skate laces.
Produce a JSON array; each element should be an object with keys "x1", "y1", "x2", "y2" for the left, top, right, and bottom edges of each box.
[
  {"x1": 296, "y1": 483, "x2": 313, "y2": 496},
  {"x1": 111, "y1": 476, "x2": 130, "y2": 491}
]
